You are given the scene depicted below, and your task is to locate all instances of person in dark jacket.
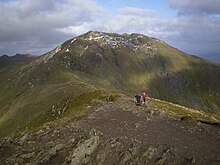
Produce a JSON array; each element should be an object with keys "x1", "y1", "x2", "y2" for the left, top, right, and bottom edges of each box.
[{"x1": 134, "y1": 94, "x2": 141, "y2": 105}]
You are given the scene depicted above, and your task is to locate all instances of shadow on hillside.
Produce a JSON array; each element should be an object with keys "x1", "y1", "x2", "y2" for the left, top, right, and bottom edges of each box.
[
  {"x1": 147, "y1": 57, "x2": 220, "y2": 113},
  {"x1": 141, "y1": 54, "x2": 174, "y2": 73}
]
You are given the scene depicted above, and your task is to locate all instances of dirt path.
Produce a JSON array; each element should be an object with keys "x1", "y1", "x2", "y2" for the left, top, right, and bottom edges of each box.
[
  {"x1": 0, "y1": 98, "x2": 220, "y2": 164},
  {"x1": 78, "y1": 98, "x2": 220, "y2": 164}
]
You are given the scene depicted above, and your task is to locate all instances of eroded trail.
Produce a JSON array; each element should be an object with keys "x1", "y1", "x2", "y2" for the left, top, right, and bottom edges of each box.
[{"x1": 0, "y1": 98, "x2": 220, "y2": 165}]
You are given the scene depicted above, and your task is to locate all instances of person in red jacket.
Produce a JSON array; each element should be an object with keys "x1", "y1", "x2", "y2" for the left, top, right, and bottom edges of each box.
[{"x1": 142, "y1": 92, "x2": 148, "y2": 106}]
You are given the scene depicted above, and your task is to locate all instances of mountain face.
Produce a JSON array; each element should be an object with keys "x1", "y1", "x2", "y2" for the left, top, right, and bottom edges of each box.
[
  {"x1": 39, "y1": 31, "x2": 220, "y2": 112},
  {"x1": 0, "y1": 54, "x2": 36, "y2": 69},
  {"x1": 0, "y1": 31, "x2": 220, "y2": 137}
]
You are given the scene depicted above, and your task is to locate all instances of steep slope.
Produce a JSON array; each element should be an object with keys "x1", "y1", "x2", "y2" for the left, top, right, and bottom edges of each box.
[
  {"x1": 0, "y1": 31, "x2": 220, "y2": 138},
  {"x1": 43, "y1": 31, "x2": 220, "y2": 112},
  {"x1": 0, "y1": 59, "x2": 103, "y2": 137}
]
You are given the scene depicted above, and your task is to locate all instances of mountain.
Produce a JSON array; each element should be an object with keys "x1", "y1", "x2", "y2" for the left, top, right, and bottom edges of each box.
[
  {"x1": 0, "y1": 31, "x2": 220, "y2": 138},
  {"x1": 39, "y1": 31, "x2": 220, "y2": 112},
  {"x1": 0, "y1": 31, "x2": 220, "y2": 164},
  {"x1": 0, "y1": 54, "x2": 36, "y2": 69}
]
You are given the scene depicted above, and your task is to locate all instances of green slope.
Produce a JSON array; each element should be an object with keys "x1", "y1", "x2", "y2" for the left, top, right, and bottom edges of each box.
[
  {"x1": 52, "y1": 31, "x2": 220, "y2": 112},
  {"x1": 0, "y1": 60, "x2": 100, "y2": 137},
  {"x1": 0, "y1": 31, "x2": 220, "y2": 138}
]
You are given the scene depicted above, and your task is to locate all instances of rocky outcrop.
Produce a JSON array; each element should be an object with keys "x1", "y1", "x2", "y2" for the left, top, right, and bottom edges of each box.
[
  {"x1": 0, "y1": 99, "x2": 219, "y2": 164},
  {"x1": 67, "y1": 133, "x2": 99, "y2": 165}
]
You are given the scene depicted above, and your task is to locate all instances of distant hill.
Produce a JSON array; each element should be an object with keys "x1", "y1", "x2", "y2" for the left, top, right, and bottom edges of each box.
[
  {"x1": 0, "y1": 31, "x2": 219, "y2": 137},
  {"x1": 0, "y1": 54, "x2": 36, "y2": 69}
]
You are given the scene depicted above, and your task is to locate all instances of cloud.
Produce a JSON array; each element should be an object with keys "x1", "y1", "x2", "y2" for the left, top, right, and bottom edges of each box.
[
  {"x1": 169, "y1": 0, "x2": 220, "y2": 15},
  {"x1": 0, "y1": 0, "x2": 219, "y2": 63},
  {"x1": 96, "y1": 7, "x2": 178, "y2": 39},
  {"x1": 0, "y1": 0, "x2": 106, "y2": 55},
  {"x1": 167, "y1": 0, "x2": 220, "y2": 62}
]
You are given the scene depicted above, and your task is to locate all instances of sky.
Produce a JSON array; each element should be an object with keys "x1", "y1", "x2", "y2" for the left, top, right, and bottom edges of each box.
[{"x1": 0, "y1": 0, "x2": 220, "y2": 63}]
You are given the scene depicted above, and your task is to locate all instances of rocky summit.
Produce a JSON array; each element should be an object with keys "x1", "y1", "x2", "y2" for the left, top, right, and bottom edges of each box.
[
  {"x1": 38, "y1": 31, "x2": 220, "y2": 113},
  {"x1": 0, "y1": 31, "x2": 220, "y2": 164}
]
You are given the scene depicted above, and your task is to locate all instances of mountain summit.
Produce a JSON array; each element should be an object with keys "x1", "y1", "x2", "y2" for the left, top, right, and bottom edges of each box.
[
  {"x1": 38, "y1": 31, "x2": 220, "y2": 112},
  {"x1": 0, "y1": 31, "x2": 219, "y2": 137}
]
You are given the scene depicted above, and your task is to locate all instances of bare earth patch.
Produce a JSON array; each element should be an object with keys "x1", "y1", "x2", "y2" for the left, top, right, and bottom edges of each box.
[{"x1": 0, "y1": 97, "x2": 219, "y2": 165}]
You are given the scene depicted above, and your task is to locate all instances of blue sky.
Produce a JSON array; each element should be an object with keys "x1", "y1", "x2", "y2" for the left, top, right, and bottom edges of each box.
[
  {"x1": 98, "y1": 0, "x2": 168, "y2": 13},
  {"x1": 97, "y1": 0, "x2": 177, "y2": 18},
  {"x1": 0, "y1": 0, "x2": 220, "y2": 63}
]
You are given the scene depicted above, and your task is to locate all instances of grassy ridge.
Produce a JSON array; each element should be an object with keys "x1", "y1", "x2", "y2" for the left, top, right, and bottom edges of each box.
[
  {"x1": 0, "y1": 60, "x2": 98, "y2": 137},
  {"x1": 150, "y1": 98, "x2": 220, "y2": 124}
]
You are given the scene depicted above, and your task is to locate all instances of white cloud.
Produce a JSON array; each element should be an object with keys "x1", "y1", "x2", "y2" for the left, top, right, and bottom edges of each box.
[
  {"x1": 0, "y1": 0, "x2": 107, "y2": 55},
  {"x1": 0, "y1": 0, "x2": 219, "y2": 63},
  {"x1": 167, "y1": 0, "x2": 220, "y2": 62},
  {"x1": 117, "y1": 7, "x2": 157, "y2": 17},
  {"x1": 169, "y1": 0, "x2": 220, "y2": 15}
]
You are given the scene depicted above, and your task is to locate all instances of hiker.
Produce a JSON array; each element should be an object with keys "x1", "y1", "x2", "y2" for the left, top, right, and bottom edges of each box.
[
  {"x1": 134, "y1": 94, "x2": 141, "y2": 106},
  {"x1": 142, "y1": 92, "x2": 148, "y2": 106}
]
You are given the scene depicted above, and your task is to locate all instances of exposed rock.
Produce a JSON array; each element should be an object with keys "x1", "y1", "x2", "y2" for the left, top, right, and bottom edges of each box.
[
  {"x1": 157, "y1": 148, "x2": 176, "y2": 165},
  {"x1": 135, "y1": 123, "x2": 141, "y2": 128},
  {"x1": 142, "y1": 145, "x2": 158, "y2": 163},
  {"x1": 120, "y1": 150, "x2": 132, "y2": 164},
  {"x1": 35, "y1": 129, "x2": 44, "y2": 135},
  {"x1": 54, "y1": 144, "x2": 64, "y2": 151},
  {"x1": 34, "y1": 148, "x2": 57, "y2": 164},
  {"x1": 4, "y1": 137, "x2": 12, "y2": 144},
  {"x1": 34, "y1": 143, "x2": 65, "y2": 164},
  {"x1": 27, "y1": 140, "x2": 36, "y2": 145},
  {"x1": 68, "y1": 138, "x2": 76, "y2": 145},
  {"x1": 67, "y1": 134, "x2": 99, "y2": 165},
  {"x1": 47, "y1": 141, "x2": 55, "y2": 147},
  {"x1": 109, "y1": 138, "x2": 122, "y2": 148},
  {"x1": 17, "y1": 134, "x2": 28, "y2": 145},
  {"x1": 20, "y1": 152, "x2": 36, "y2": 159}
]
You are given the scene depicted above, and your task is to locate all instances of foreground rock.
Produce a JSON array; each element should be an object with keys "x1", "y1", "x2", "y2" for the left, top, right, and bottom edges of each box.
[
  {"x1": 0, "y1": 98, "x2": 219, "y2": 164},
  {"x1": 67, "y1": 132, "x2": 99, "y2": 165}
]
